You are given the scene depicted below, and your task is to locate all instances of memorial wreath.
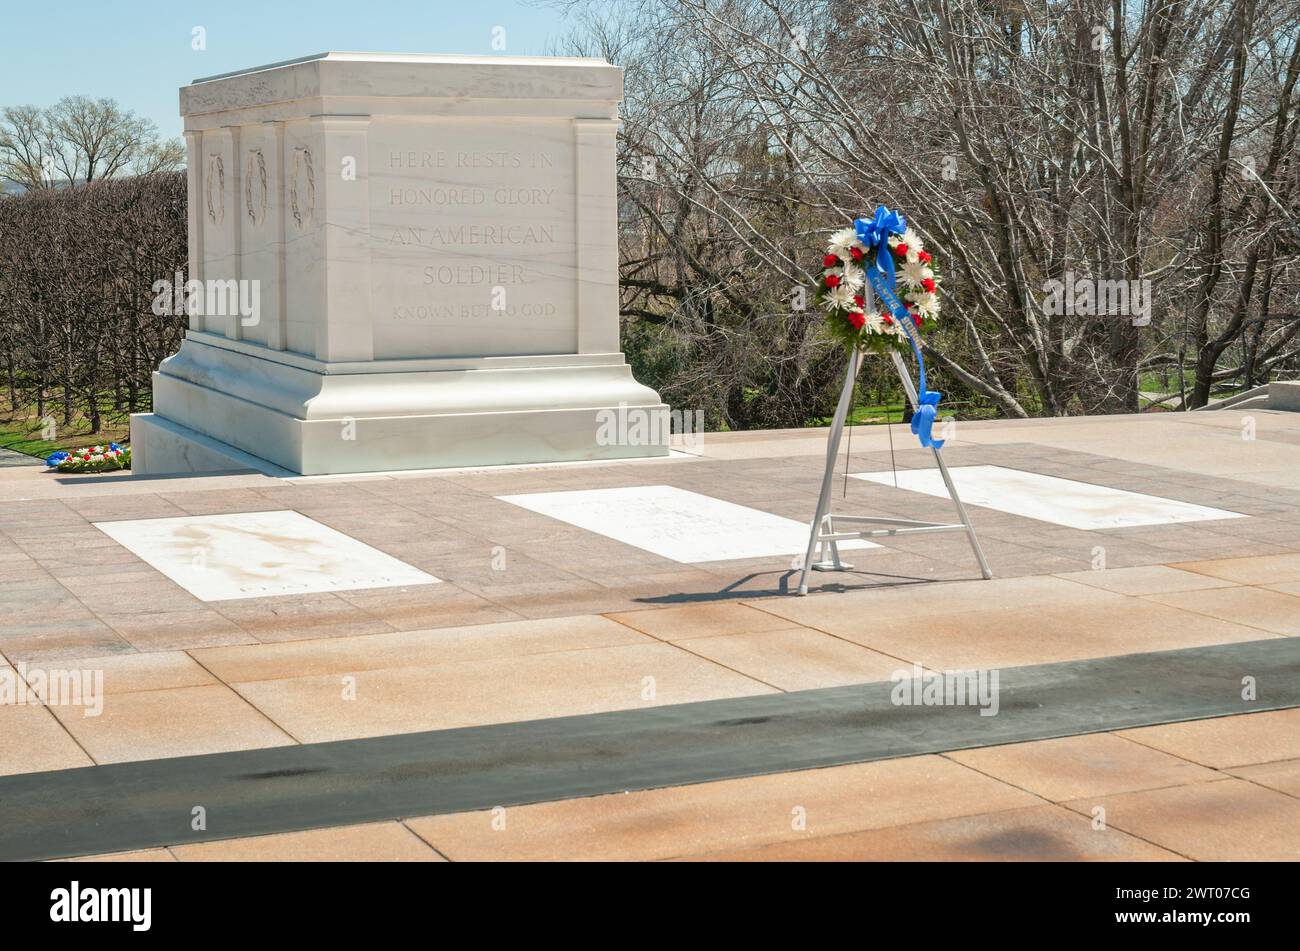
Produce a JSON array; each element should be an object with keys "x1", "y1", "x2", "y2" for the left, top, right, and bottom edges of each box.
[
  {"x1": 816, "y1": 206, "x2": 941, "y2": 355},
  {"x1": 45, "y1": 443, "x2": 131, "y2": 473},
  {"x1": 816, "y1": 205, "x2": 945, "y2": 448}
]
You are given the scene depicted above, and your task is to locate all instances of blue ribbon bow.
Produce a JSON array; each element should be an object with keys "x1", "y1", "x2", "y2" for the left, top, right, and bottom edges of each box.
[
  {"x1": 854, "y1": 206, "x2": 906, "y2": 285},
  {"x1": 853, "y1": 205, "x2": 944, "y2": 449}
]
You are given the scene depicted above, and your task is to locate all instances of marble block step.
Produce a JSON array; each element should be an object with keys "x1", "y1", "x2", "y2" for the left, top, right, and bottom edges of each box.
[{"x1": 133, "y1": 337, "x2": 668, "y2": 476}]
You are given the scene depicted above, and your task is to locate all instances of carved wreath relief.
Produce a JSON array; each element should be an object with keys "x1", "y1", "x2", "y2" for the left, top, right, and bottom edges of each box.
[
  {"x1": 245, "y1": 149, "x2": 268, "y2": 226},
  {"x1": 205, "y1": 154, "x2": 225, "y2": 224},
  {"x1": 290, "y1": 147, "x2": 316, "y2": 229}
]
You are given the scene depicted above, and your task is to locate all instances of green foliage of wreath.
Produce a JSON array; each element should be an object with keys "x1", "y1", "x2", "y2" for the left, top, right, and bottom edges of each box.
[{"x1": 816, "y1": 234, "x2": 941, "y2": 356}]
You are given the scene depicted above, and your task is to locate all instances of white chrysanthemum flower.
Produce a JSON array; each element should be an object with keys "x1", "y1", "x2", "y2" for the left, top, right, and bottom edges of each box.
[
  {"x1": 910, "y1": 292, "x2": 941, "y2": 317},
  {"x1": 826, "y1": 228, "x2": 858, "y2": 257},
  {"x1": 899, "y1": 259, "x2": 929, "y2": 288},
  {"x1": 901, "y1": 227, "x2": 925, "y2": 251},
  {"x1": 865, "y1": 312, "x2": 886, "y2": 334},
  {"x1": 825, "y1": 285, "x2": 857, "y2": 311},
  {"x1": 838, "y1": 267, "x2": 864, "y2": 293},
  {"x1": 887, "y1": 234, "x2": 902, "y2": 249},
  {"x1": 906, "y1": 249, "x2": 919, "y2": 264}
]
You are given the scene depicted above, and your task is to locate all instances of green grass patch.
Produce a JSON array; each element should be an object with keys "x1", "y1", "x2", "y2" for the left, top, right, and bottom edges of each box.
[
  {"x1": 809, "y1": 402, "x2": 907, "y2": 427},
  {"x1": 0, "y1": 397, "x2": 133, "y2": 461}
]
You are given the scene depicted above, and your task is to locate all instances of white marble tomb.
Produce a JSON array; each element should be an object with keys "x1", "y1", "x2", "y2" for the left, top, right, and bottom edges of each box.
[
  {"x1": 498, "y1": 485, "x2": 880, "y2": 563},
  {"x1": 131, "y1": 52, "x2": 668, "y2": 476},
  {"x1": 852, "y1": 465, "x2": 1246, "y2": 530},
  {"x1": 94, "y1": 511, "x2": 438, "y2": 601}
]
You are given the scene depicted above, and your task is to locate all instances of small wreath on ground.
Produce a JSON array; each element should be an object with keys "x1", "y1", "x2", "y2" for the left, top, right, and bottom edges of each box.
[
  {"x1": 816, "y1": 220, "x2": 941, "y2": 355},
  {"x1": 45, "y1": 444, "x2": 131, "y2": 473}
]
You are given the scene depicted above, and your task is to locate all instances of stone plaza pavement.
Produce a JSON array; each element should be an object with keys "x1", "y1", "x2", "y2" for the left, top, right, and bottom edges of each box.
[{"x1": 2, "y1": 409, "x2": 1300, "y2": 860}]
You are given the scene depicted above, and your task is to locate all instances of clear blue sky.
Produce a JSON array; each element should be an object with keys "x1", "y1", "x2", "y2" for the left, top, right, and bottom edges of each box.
[{"x1": 0, "y1": 0, "x2": 571, "y2": 139}]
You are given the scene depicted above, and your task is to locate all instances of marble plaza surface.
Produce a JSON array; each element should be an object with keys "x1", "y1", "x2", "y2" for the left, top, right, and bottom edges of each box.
[
  {"x1": 4, "y1": 407, "x2": 1300, "y2": 860},
  {"x1": 53, "y1": 709, "x2": 1300, "y2": 862}
]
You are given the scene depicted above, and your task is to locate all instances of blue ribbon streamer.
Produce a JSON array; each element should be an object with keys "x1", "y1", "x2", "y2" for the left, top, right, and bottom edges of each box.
[{"x1": 853, "y1": 205, "x2": 944, "y2": 449}]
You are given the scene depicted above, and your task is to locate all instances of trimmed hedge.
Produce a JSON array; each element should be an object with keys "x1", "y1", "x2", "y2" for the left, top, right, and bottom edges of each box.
[{"x1": 0, "y1": 172, "x2": 188, "y2": 432}]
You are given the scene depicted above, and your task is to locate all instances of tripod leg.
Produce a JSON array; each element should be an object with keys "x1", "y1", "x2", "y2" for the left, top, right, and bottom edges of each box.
[
  {"x1": 932, "y1": 446, "x2": 993, "y2": 579},
  {"x1": 889, "y1": 351, "x2": 992, "y2": 580},
  {"x1": 799, "y1": 349, "x2": 860, "y2": 595}
]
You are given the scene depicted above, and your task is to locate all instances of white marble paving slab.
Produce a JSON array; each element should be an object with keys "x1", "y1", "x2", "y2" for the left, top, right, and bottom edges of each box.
[
  {"x1": 497, "y1": 485, "x2": 878, "y2": 563},
  {"x1": 851, "y1": 465, "x2": 1246, "y2": 530},
  {"x1": 93, "y1": 510, "x2": 439, "y2": 601}
]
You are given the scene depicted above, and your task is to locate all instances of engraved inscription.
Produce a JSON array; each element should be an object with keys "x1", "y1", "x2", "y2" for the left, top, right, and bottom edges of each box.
[
  {"x1": 368, "y1": 121, "x2": 578, "y2": 359},
  {"x1": 386, "y1": 225, "x2": 554, "y2": 246}
]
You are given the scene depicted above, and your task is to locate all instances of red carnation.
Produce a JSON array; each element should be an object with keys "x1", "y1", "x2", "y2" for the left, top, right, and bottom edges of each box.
[
  {"x1": 823, "y1": 253, "x2": 839, "y2": 268},
  {"x1": 894, "y1": 243, "x2": 909, "y2": 256},
  {"x1": 853, "y1": 294, "x2": 865, "y2": 307},
  {"x1": 825, "y1": 273, "x2": 841, "y2": 288},
  {"x1": 922, "y1": 278, "x2": 936, "y2": 293},
  {"x1": 912, "y1": 314, "x2": 923, "y2": 327},
  {"x1": 848, "y1": 312, "x2": 866, "y2": 330},
  {"x1": 882, "y1": 314, "x2": 893, "y2": 325},
  {"x1": 918, "y1": 251, "x2": 931, "y2": 263},
  {"x1": 850, "y1": 247, "x2": 864, "y2": 261}
]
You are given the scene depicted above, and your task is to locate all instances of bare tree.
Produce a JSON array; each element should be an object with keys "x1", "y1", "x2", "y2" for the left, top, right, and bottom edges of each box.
[
  {"x1": 0, "y1": 96, "x2": 183, "y2": 191},
  {"x1": 555, "y1": 0, "x2": 1300, "y2": 423},
  {"x1": 0, "y1": 105, "x2": 57, "y2": 190}
]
